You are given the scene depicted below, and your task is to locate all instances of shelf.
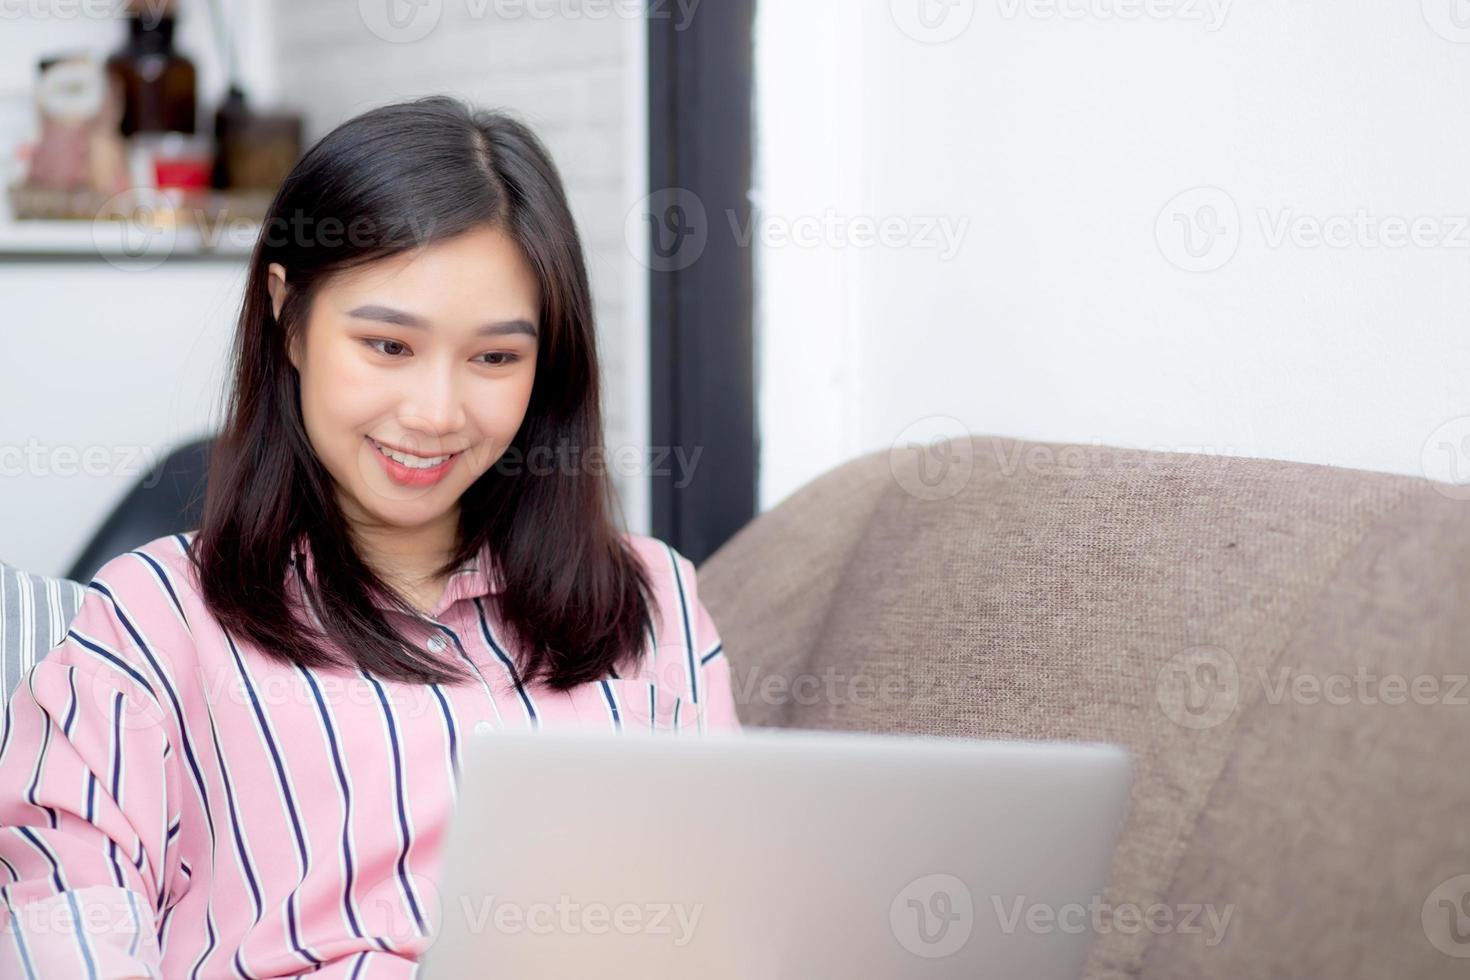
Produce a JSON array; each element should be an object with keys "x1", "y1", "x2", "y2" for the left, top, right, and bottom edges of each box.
[{"x1": 0, "y1": 219, "x2": 258, "y2": 261}]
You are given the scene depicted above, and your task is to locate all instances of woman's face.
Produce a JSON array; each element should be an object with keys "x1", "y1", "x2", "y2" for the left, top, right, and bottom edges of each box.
[{"x1": 268, "y1": 224, "x2": 540, "y2": 534}]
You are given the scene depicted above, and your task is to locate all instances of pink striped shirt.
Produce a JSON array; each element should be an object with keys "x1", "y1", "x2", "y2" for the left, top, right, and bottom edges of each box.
[{"x1": 0, "y1": 531, "x2": 740, "y2": 978}]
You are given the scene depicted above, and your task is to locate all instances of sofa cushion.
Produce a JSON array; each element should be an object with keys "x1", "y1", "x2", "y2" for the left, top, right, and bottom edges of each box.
[
  {"x1": 1, "y1": 562, "x2": 86, "y2": 699},
  {"x1": 697, "y1": 435, "x2": 1470, "y2": 980}
]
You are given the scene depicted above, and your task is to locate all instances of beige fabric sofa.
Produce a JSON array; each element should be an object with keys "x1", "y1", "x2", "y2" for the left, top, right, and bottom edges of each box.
[{"x1": 697, "y1": 434, "x2": 1470, "y2": 979}]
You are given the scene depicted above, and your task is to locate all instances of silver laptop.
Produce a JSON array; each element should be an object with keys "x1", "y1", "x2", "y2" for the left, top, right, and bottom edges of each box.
[{"x1": 419, "y1": 725, "x2": 1132, "y2": 979}]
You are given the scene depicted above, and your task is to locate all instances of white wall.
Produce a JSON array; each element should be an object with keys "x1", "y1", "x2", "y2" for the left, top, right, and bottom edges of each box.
[
  {"x1": 0, "y1": 263, "x2": 242, "y2": 577},
  {"x1": 754, "y1": 0, "x2": 1470, "y2": 511}
]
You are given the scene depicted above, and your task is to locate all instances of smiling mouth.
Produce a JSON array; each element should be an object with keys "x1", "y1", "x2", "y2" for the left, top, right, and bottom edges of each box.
[{"x1": 367, "y1": 436, "x2": 460, "y2": 470}]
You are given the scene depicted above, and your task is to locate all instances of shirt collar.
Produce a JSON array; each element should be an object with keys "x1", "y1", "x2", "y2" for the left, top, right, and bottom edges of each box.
[{"x1": 286, "y1": 534, "x2": 502, "y2": 620}]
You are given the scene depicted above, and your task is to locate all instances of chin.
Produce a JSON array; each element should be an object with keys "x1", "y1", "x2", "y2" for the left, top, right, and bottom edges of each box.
[
  {"x1": 346, "y1": 486, "x2": 456, "y2": 528},
  {"x1": 380, "y1": 501, "x2": 456, "y2": 528}
]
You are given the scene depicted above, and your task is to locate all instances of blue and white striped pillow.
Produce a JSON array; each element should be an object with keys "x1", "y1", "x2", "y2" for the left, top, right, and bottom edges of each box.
[{"x1": 0, "y1": 562, "x2": 86, "y2": 700}]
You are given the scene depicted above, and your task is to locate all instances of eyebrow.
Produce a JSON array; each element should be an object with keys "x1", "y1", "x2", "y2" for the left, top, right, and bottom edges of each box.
[{"x1": 346, "y1": 304, "x2": 538, "y2": 339}]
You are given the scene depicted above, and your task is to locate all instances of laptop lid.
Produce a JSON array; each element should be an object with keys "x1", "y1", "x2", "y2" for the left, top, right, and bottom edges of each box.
[{"x1": 421, "y1": 726, "x2": 1132, "y2": 979}]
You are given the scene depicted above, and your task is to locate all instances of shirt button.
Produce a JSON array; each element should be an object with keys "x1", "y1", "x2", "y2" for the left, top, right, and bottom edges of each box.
[
  {"x1": 474, "y1": 721, "x2": 494, "y2": 736},
  {"x1": 426, "y1": 636, "x2": 447, "y2": 653}
]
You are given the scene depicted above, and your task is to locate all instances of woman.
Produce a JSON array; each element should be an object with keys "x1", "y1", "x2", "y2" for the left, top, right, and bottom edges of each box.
[{"x1": 0, "y1": 96, "x2": 740, "y2": 978}]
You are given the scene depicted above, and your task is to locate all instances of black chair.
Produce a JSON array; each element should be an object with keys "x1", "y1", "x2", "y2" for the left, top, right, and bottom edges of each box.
[{"x1": 67, "y1": 436, "x2": 214, "y2": 583}]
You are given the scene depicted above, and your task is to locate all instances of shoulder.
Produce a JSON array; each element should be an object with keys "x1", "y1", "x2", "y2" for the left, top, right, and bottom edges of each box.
[
  {"x1": 620, "y1": 531, "x2": 700, "y2": 593},
  {"x1": 619, "y1": 532, "x2": 715, "y2": 644},
  {"x1": 616, "y1": 534, "x2": 737, "y2": 727},
  {"x1": 83, "y1": 532, "x2": 202, "y2": 613},
  {"x1": 26, "y1": 537, "x2": 199, "y2": 747},
  {"x1": 62, "y1": 533, "x2": 204, "y2": 687},
  {"x1": 620, "y1": 530, "x2": 674, "y2": 562}
]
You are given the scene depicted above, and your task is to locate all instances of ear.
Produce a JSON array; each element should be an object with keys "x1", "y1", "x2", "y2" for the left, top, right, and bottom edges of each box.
[
  {"x1": 267, "y1": 262, "x2": 288, "y2": 320},
  {"x1": 267, "y1": 263, "x2": 300, "y2": 369}
]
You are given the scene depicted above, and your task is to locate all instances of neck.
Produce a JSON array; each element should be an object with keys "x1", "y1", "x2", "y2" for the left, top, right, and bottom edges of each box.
[{"x1": 345, "y1": 503, "x2": 461, "y2": 598}]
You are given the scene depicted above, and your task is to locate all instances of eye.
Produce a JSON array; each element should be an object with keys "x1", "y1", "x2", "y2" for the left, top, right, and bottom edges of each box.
[
  {"x1": 474, "y1": 352, "x2": 521, "y2": 367},
  {"x1": 364, "y1": 338, "x2": 410, "y2": 357}
]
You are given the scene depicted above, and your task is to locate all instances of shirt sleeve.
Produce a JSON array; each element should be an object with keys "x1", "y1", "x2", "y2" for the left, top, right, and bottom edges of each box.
[{"x1": 0, "y1": 576, "x2": 183, "y2": 979}]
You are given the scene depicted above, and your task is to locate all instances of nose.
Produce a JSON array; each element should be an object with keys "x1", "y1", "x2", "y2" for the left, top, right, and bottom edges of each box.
[{"x1": 398, "y1": 361, "x2": 467, "y2": 441}]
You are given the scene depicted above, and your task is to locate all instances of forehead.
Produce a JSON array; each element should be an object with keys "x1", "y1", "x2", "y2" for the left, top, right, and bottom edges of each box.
[{"x1": 324, "y1": 225, "x2": 540, "y2": 319}]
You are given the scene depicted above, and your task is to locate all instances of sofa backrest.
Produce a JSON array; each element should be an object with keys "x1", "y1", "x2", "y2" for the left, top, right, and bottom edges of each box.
[{"x1": 697, "y1": 435, "x2": 1470, "y2": 979}]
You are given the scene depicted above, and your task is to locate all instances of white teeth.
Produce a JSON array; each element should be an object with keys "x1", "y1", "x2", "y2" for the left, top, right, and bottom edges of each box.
[{"x1": 372, "y1": 439, "x2": 452, "y2": 469}]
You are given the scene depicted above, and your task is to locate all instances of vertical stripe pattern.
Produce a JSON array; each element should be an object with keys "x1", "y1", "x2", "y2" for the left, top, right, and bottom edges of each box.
[{"x1": 0, "y1": 531, "x2": 739, "y2": 977}]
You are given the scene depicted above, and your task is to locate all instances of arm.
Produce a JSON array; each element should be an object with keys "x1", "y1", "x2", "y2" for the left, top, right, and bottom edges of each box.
[{"x1": 0, "y1": 576, "x2": 184, "y2": 979}]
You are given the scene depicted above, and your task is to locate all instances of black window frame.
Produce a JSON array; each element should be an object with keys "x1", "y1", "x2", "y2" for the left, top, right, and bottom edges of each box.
[{"x1": 646, "y1": 0, "x2": 758, "y2": 565}]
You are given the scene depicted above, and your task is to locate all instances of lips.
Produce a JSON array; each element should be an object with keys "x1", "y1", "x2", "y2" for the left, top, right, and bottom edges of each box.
[{"x1": 367, "y1": 436, "x2": 461, "y2": 487}]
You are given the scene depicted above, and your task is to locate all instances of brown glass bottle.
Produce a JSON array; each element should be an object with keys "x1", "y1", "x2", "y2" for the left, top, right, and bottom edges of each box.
[{"x1": 106, "y1": 14, "x2": 197, "y2": 136}]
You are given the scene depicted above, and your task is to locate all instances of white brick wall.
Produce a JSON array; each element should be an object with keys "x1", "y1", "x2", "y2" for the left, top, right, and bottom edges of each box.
[{"x1": 272, "y1": 1, "x2": 650, "y2": 531}]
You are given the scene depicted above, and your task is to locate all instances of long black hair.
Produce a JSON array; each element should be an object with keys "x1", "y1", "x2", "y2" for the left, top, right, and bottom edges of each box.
[{"x1": 190, "y1": 95, "x2": 656, "y2": 690}]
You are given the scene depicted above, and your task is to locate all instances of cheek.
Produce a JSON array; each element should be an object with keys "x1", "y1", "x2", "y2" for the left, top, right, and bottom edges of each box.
[
  {"x1": 298, "y1": 345, "x2": 392, "y2": 446},
  {"x1": 488, "y1": 366, "x2": 536, "y2": 430},
  {"x1": 460, "y1": 369, "x2": 536, "y2": 469}
]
